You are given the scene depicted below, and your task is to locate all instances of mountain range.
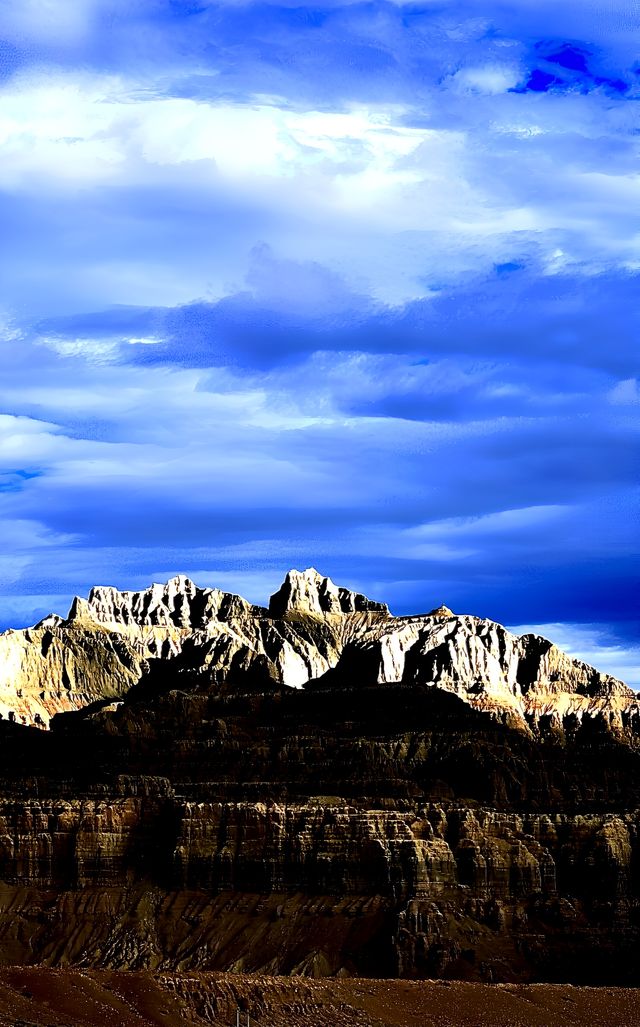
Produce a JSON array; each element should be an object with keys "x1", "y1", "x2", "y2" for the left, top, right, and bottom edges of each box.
[{"x1": 0, "y1": 568, "x2": 638, "y2": 984}]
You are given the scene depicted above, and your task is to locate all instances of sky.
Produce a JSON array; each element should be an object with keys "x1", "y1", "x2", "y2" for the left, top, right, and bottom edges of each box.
[{"x1": 0, "y1": 0, "x2": 638, "y2": 685}]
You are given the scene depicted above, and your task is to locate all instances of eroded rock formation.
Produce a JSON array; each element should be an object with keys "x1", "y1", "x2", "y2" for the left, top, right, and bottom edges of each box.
[
  {"x1": 0, "y1": 797, "x2": 637, "y2": 982},
  {"x1": 1, "y1": 568, "x2": 634, "y2": 733},
  {"x1": 0, "y1": 568, "x2": 638, "y2": 983}
]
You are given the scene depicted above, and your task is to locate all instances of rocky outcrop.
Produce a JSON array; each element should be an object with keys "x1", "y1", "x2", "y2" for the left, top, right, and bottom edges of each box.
[
  {"x1": 68, "y1": 574, "x2": 257, "y2": 635},
  {"x1": 0, "y1": 570, "x2": 392, "y2": 722},
  {"x1": 269, "y1": 568, "x2": 389, "y2": 617},
  {"x1": 0, "y1": 797, "x2": 637, "y2": 983},
  {"x1": 0, "y1": 622, "x2": 145, "y2": 727},
  {"x1": 0, "y1": 568, "x2": 639, "y2": 984},
  {"x1": 321, "y1": 614, "x2": 636, "y2": 731},
  {"x1": 1, "y1": 568, "x2": 633, "y2": 736}
]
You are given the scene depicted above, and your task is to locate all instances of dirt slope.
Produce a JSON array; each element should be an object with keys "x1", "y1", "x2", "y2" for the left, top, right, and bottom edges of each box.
[{"x1": 0, "y1": 970, "x2": 637, "y2": 1027}]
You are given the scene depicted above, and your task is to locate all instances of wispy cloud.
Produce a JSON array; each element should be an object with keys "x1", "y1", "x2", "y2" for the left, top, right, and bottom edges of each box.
[{"x1": 0, "y1": 0, "x2": 637, "y2": 680}]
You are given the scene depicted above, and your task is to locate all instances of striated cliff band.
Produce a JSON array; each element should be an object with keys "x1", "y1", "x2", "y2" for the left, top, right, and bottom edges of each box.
[{"x1": 0, "y1": 568, "x2": 639, "y2": 984}]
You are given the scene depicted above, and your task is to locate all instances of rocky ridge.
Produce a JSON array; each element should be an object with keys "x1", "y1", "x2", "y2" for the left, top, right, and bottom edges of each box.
[
  {"x1": 0, "y1": 570, "x2": 396, "y2": 723},
  {"x1": 0, "y1": 797, "x2": 637, "y2": 981},
  {"x1": 0, "y1": 568, "x2": 634, "y2": 734},
  {"x1": 0, "y1": 569, "x2": 639, "y2": 983}
]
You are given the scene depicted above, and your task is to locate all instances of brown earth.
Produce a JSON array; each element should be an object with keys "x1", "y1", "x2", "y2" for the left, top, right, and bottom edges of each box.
[
  {"x1": 0, "y1": 797, "x2": 638, "y2": 983},
  {"x1": 0, "y1": 969, "x2": 637, "y2": 1027}
]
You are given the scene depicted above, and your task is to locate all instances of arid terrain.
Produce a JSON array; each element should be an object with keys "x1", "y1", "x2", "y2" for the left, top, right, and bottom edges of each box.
[
  {"x1": 0, "y1": 969, "x2": 638, "y2": 1027},
  {"x1": 0, "y1": 569, "x2": 639, "y2": 1022}
]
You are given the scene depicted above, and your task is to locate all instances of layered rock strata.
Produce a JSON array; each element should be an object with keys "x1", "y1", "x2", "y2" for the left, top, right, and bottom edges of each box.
[
  {"x1": 0, "y1": 797, "x2": 637, "y2": 983},
  {"x1": 0, "y1": 569, "x2": 638, "y2": 984}
]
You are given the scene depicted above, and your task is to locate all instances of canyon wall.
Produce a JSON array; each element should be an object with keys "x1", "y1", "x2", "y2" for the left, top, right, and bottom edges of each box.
[
  {"x1": 0, "y1": 796, "x2": 637, "y2": 983},
  {"x1": 0, "y1": 570, "x2": 638, "y2": 983}
]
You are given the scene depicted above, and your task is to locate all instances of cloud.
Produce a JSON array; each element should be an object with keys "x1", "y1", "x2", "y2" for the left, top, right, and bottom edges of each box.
[
  {"x1": 449, "y1": 64, "x2": 522, "y2": 95},
  {"x1": 36, "y1": 263, "x2": 636, "y2": 375},
  {"x1": 0, "y1": 313, "x2": 636, "y2": 629},
  {"x1": 1, "y1": 23, "x2": 638, "y2": 314},
  {"x1": 609, "y1": 378, "x2": 640, "y2": 406},
  {"x1": 0, "y1": 0, "x2": 637, "y2": 682},
  {"x1": 0, "y1": 0, "x2": 99, "y2": 46}
]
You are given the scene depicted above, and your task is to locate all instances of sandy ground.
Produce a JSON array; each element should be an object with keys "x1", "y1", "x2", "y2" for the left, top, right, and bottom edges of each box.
[{"x1": 0, "y1": 969, "x2": 636, "y2": 1027}]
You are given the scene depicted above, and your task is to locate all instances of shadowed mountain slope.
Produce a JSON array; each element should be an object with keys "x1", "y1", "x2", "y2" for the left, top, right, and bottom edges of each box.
[{"x1": 0, "y1": 569, "x2": 639, "y2": 983}]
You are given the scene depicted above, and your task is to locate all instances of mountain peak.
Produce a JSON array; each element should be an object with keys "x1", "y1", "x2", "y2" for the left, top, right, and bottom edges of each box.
[
  {"x1": 268, "y1": 567, "x2": 389, "y2": 617},
  {"x1": 67, "y1": 575, "x2": 208, "y2": 629},
  {"x1": 427, "y1": 604, "x2": 454, "y2": 617}
]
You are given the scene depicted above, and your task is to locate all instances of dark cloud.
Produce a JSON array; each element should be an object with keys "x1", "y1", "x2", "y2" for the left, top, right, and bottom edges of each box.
[
  {"x1": 1, "y1": 0, "x2": 638, "y2": 680},
  {"x1": 514, "y1": 43, "x2": 632, "y2": 95},
  {"x1": 41, "y1": 265, "x2": 637, "y2": 375}
]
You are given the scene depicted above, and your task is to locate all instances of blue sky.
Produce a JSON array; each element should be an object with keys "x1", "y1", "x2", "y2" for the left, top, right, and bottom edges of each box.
[{"x1": 0, "y1": 0, "x2": 638, "y2": 684}]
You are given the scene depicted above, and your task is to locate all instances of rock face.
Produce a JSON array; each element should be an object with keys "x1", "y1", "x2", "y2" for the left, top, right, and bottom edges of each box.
[
  {"x1": 0, "y1": 796, "x2": 637, "y2": 983},
  {"x1": 0, "y1": 568, "x2": 639, "y2": 984},
  {"x1": 69, "y1": 574, "x2": 257, "y2": 635},
  {"x1": 0, "y1": 622, "x2": 145, "y2": 727},
  {"x1": 0, "y1": 569, "x2": 393, "y2": 722},
  {"x1": 0, "y1": 568, "x2": 633, "y2": 731},
  {"x1": 269, "y1": 567, "x2": 389, "y2": 617},
  {"x1": 321, "y1": 614, "x2": 636, "y2": 732}
]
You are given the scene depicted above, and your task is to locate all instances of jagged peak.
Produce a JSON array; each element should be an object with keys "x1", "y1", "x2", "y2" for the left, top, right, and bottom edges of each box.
[
  {"x1": 23, "y1": 571, "x2": 634, "y2": 710},
  {"x1": 67, "y1": 576, "x2": 225, "y2": 630},
  {"x1": 64, "y1": 574, "x2": 259, "y2": 632},
  {"x1": 87, "y1": 574, "x2": 198, "y2": 602},
  {"x1": 427, "y1": 604, "x2": 454, "y2": 618},
  {"x1": 33, "y1": 613, "x2": 65, "y2": 630},
  {"x1": 268, "y1": 567, "x2": 389, "y2": 617}
]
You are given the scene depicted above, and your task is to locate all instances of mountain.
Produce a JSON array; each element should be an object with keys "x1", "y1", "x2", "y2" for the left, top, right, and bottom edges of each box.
[
  {"x1": 0, "y1": 568, "x2": 638, "y2": 984},
  {"x1": 0, "y1": 567, "x2": 633, "y2": 730}
]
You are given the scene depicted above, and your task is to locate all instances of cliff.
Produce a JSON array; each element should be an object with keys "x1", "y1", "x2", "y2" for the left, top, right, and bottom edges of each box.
[
  {"x1": 1, "y1": 568, "x2": 634, "y2": 734},
  {"x1": 0, "y1": 796, "x2": 637, "y2": 983},
  {"x1": 0, "y1": 568, "x2": 638, "y2": 984}
]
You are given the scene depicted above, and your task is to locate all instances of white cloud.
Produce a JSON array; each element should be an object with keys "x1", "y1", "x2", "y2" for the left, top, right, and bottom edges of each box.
[
  {"x1": 449, "y1": 64, "x2": 522, "y2": 95},
  {"x1": 0, "y1": 517, "x2": 78, "y2": 549},
  {"x1": 0, "y1": 63, "x2": 630, "y2": 256},
  {"x1": 0, "y1": 51, "x2": 636, "y2": 313},
  {"x1": 0, "y1": 71, "x2": 431, "y2": 194},
  {"x1": 0, "y1": 414, "x2": 64, "y2": 464},
  {"x1": 405, "y1": 505, "x2": 571, "y2": 539},
  {"x1": 39, "y1": 335, "x2": 124, "y2": 361},
  {"x1": 0, "y1": 413, "x2": 60, "y2": 434},
  {"x1": 0, "y1": 0, "x2": 96, "y2": 45},
  {"x1": 608, "y1": 377, "x2": 640, "y2": 405}
]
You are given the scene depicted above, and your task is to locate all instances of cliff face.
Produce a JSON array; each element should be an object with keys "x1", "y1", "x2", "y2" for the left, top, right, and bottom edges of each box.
[
  {"x1": 269, "y1": 568, "x2": 389, "y2": 617},
  {"x1": 0, "y1": 569, "x2": 639, "y2": 983},
  {"x1": 3, "y1": 568, "x2": 634, "y2": 730},
  {"x1": 0, "y1": 622, "x2": 145, "y2": 726},
  {"x1": 314, "y1": 613, "x2": 635, "y2": 731},
  {"x1": 0, "y1": 796, "x2": 637, "y2": 983},
  {"x1": 0, "y1": 570, "x2": 391, "y2": 723}
]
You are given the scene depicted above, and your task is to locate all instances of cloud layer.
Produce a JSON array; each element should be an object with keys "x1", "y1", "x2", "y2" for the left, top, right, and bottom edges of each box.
[{"x1": 0, "y1": 1, "x2": 638, "y2": 683}]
